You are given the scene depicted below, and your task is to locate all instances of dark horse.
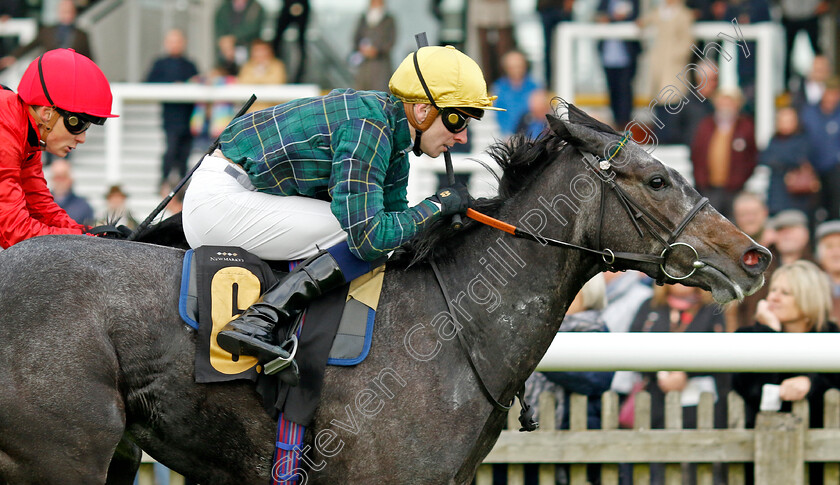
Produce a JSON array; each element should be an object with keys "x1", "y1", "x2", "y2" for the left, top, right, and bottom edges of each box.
[{"x1": 0, "y1": 105, "x2": 770, "y2": 484}]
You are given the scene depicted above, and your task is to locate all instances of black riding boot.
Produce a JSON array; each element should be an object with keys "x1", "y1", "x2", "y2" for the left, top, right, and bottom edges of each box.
[{"x1": 216, "y1": 250, "x2": 346, "y2": 363}]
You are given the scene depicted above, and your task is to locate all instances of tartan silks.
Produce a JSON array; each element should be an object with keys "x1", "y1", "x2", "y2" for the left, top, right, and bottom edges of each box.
[{"x1": 217, "y1": 88, "x2": 439, "y2": 262}]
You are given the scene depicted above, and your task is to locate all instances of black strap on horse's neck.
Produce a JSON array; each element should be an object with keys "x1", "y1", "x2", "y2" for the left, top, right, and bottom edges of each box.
[
  {"x1": 429, "y1": 259, "x2": 513, "y2": 413},
  {"x1": 429, "y1": 260, "x2": 539, "y2": 433}
]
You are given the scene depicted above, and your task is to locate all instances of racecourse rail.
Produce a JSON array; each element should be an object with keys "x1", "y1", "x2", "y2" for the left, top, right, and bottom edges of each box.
[{"x1": 104, "y1": 83, "x2": 322, "y2": 183}]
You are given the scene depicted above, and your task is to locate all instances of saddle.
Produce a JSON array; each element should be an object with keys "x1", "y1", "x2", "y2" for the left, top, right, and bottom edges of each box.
[{"x1": 179, "y1": 245, "x2": 383, "y2": 422}]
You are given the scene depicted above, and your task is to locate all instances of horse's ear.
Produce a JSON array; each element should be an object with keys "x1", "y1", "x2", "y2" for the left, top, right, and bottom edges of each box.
[
  {"x1": 547, "y1": 114, "x2": 612, "y2": 154},
  {"x1": 546, "y1": 114, "x2": 570, "y2": 140}
]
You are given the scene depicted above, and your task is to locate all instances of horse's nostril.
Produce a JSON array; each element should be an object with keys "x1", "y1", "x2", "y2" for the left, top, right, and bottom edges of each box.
[{"x1": 743, "y1": 249, "x2": 761, "y2": 267}]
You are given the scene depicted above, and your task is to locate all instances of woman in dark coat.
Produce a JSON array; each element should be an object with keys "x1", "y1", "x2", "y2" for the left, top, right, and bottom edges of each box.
[
  {"x1": 760, "y1": 106, "x2": 816, "y2": 216},
  {"x1": 733, "y1": 260, "x2": 840, "y2": 484}
]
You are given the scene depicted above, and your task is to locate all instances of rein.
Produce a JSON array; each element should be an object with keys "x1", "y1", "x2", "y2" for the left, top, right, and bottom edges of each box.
[{"x1": 464, "y1": 138, "x2": 709, "y2": 283}]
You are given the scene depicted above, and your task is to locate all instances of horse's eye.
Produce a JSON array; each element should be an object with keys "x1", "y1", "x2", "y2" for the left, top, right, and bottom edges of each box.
[{"x1": 648, "y1": 176, "x2": 666, "y2": 190}]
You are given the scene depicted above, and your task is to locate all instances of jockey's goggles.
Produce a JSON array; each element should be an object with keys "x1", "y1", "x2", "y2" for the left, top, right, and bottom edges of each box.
[
  {"x1": 412, "y1": 50, "x2": 484, "y2": 134},
  {"x1": 55, "y1": 108, "x2": 92, "y2": 135},
  {"x1": 440, "y1": 107, "x2": 484, "y2": 134}
]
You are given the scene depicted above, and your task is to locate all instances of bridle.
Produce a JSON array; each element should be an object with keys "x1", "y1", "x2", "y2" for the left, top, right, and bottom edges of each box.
[
  {"x1": 430, "y1": 132, "x2": 711, "y2": 428},
  {"x1": 466, "y1": 132, "x2": 710, "y2": 284}
]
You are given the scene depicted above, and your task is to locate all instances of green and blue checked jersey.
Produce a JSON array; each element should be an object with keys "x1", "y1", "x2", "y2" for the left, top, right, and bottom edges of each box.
[{"x1": 219, "y1": 89, "x2": 440, "y2": 262}]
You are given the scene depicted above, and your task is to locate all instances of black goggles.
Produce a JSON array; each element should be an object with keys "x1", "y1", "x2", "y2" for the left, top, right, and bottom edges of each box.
[
  {"x1": 55, "y1": 108, "x2": 91, "y2": 135},
  {"x1": 440, "y1": 107, "x2": 484, "y2": 134}
]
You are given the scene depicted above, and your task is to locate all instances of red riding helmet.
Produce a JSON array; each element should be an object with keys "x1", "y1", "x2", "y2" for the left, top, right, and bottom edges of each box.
[{"x1": 17, "y1": 48, "x2": 117, "y2": 123}]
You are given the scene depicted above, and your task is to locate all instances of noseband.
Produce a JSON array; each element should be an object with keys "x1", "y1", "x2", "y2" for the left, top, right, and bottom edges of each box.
[{"x1": 466, "y1": 135, "x2": 710, "y2": 284}]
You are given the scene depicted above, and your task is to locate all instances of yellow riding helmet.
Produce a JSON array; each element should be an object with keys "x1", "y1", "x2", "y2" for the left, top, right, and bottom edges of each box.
[{"x1": 389, "y1": 45, "x2": 502, "y2": 112}]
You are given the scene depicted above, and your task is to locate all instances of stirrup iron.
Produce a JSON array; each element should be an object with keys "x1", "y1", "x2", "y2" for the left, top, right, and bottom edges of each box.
[{"x1": 264, "y1": 334, "x2": 299, "y2": 375}]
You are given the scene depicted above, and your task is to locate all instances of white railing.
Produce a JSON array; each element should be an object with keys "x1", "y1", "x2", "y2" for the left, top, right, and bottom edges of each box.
[
  {"x1": 0, "y1": 18, "x2": 37, "y2": 45},
  {"x1": 104, "y1": 83, "x2": 321, "y2": 183},
  {"x1": 537, "y1": 332, "x2": 840, "y2": 372},
  {"x1": 555, "y1": 21, "x2": 781, "y2": 148}
]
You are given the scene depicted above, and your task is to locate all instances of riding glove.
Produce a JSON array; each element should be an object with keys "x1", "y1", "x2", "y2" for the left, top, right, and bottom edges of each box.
[
  {"x1": 428, "y1": 182, "x2": 471, "y2": 217},
  {"x1": 86, "y1": 224, "x2": 132, "y2": 239}
]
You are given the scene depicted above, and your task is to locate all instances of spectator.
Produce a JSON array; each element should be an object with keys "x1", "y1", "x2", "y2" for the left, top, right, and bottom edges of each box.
[
  {"x1": 595, "y1": 0, "x2": 641, "y2": 129},
  {"x1": 732, "y1": 191, "x2": 772, "y2": 247},
  {"x1": 724, "y1": 0, "x2": 771, "y2": 110},
  {"x1": 492, "y1": 49, "x2": 541, "y2": 138},
  {"x1": 48, "y1": 158, "x2": 93, "y2": 225},
  {"x1": 536, "y1": 0, "x2": 574, "y2": 88},
  {"x1": 190, "y1": 65, "x2": 237, "y2": 145},
  {"x1": 816, "y1": 220, "x2": 840, "y2": 323},
  {"x1": 768, "y1": 209, "x2": 813, "y2": 265},
  {"x1": 146, "y1": 28, "x2": 199, "y2": 187},
  {"x1": 515, "y1": 88, "x2": 552, "y2": 139},
  {"x1": 214, "y1": 0, "x2": 265, "y2": 75},
  {"x1": 351, "y1": 0, "x2": 396, "y2": 92},
  {"x1": 728, "y1": 192, "x2": 774, "y2": 331},
  {"x1": 780, "y1": 0, "x2": 829, "y2": 90},
  {"x1": 273, "y1": 0, "x2": 309, "y2": 83},
  {"x1": 467, "y1": 0, "x2": 515, "y2": 84},
  {"x1": 237, "y1": 39, "x2": 286, "y2": 112},
  {"x1": 0, "y1": 48, "x2": 116, "y2": 249},
  {"x1": 630, "y1": 283, "x2": 728, "y2": 485},
  {"x1": 791, "y1": 54, "x2": 831, "y2": 110},
  {"x1": 0, "y1": 0, "x2": 26, "y2": 59},
  {"x1": 800, "y1": 76, "x2": 840, "y2": 222},
  {"x1": 690, "y1": 87, "x2": 757, "y2": 218},
  {"x1": 0, "y1": 0, "x2": 92, "y2": 69},
  {"x1": 655, "y1": 60, "x2": 718, "y2": 146},
  {"x1": 761, "y1": 106, "x2": 816, "y2": 217},
  {"x1": 638, "y1": 0, "x2": 694, "y2": 126},
  {"x1": 732, "y1": 260, "x2": 840, "y2": 484},
  {"x1": 523, "y1": 273, "x2": 614, "y2": 485},
  {"x1": 102, "y1": 185, "x2": 137, "y2": 229}
]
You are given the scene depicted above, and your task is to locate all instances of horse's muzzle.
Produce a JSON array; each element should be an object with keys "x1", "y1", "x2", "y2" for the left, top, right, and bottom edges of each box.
[{"x1": 740, "y1": 246, "x2": 772, "y2": 276}]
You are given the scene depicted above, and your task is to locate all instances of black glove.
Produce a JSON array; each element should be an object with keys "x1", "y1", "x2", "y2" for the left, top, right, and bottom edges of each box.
[
  {"x1": 428, "y1": 182, "x2": 471, "y2": 217},
  {"x1": 86, "y1": 224, "x2": 132, "y2": 239}
]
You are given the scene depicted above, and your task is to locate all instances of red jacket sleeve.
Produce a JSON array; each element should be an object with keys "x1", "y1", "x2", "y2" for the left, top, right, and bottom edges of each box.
[{"x1": 0, "y1": 100, "x2": 84, "y2": 249}]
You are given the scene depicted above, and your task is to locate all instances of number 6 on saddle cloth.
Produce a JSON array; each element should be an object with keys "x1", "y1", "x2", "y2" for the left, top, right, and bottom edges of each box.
[{"x1": 180, "y1": 245, "x2": 383, "y2": 417}]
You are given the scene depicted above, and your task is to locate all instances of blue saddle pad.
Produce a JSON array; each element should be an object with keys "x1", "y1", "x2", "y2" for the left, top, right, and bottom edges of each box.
[{"x1": 179, "y1": 248, "x2": 377, "y2": 368}]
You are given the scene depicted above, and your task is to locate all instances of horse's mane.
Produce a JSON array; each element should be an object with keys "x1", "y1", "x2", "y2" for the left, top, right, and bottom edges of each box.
[{"x1": 399, "y1": 101, "x2": 619, "y2": 265}]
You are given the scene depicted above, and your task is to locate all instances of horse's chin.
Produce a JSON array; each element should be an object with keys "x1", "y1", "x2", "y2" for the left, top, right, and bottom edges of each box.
[{"x1": 698, "y1": 265, "x2": 764, "y2": 304}]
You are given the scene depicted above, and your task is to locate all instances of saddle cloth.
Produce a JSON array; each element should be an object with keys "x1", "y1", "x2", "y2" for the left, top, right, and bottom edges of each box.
[{"x1": 179, "y1": 245, "x2": 383, "y2": 422}]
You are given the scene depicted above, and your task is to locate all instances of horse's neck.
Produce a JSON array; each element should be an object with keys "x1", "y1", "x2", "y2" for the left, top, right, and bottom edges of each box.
[{"x1": 439, "y1": 173, "x2": 597, "y2": 400}]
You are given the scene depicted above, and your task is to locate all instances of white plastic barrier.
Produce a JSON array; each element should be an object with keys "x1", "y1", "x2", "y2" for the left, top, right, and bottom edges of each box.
[
  {"x1": 555, "y1": 21, "x2": 781, "y2": 148},
  {"x1": 104, "y1": 83, "x2": 321, "y2": 183},
  {"x1": 537, "y1": 332, "x2": 840, "y2": 372}
]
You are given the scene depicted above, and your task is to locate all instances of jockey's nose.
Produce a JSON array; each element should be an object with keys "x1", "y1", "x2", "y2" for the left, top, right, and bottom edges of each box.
[
  {"x1": 741, "y1": 245, "x2": 772, "y2": 276},
  {"x1": 454, "y1": 129, "x2": 468, "y2": 144}
]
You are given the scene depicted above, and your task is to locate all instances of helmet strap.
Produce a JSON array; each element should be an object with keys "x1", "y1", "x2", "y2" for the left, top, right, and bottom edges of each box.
[
  {"x1": 404, "y1": 103, "x2": 438, "y2": 156},
  {"x1": 28, "y1": 106, "x2": 59, "y2": 150},
  {"x1": 404, "y1": 103, "x2": 438, "y2": 132}
]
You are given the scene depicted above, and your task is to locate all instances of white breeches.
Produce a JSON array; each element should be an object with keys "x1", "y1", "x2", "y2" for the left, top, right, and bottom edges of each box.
[{"x1": 182, "y1": 155, "x2": 347, "y2": 261}]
